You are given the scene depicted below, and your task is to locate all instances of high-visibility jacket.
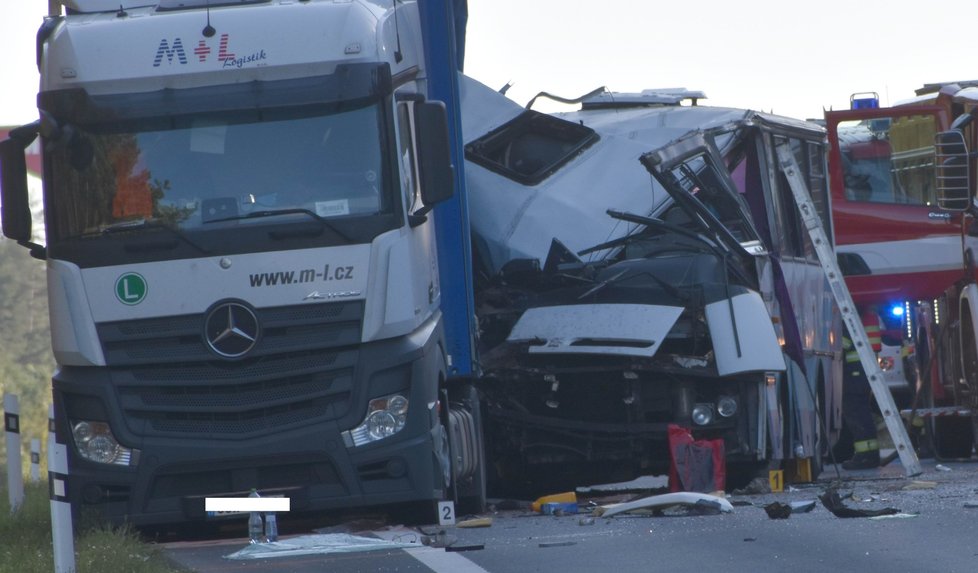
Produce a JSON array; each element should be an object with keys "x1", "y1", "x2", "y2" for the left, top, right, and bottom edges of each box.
[{"x1": 844, "y1": 308, "x2": 882, "y2": 364}]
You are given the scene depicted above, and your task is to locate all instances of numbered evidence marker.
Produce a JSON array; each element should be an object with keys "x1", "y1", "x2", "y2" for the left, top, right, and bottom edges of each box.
[
  {"x1": 768, "y1": 469, "x2": 784, "y2": 493},
  {"x1": 438, "y1": 500, "x2": 456, "y2": 526},
  {"x1": 115, "y1": 272, "x2": 148, "y2": 305}
]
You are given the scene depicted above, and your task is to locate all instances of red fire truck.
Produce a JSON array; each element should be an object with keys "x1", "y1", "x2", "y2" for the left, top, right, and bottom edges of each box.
[{"x1": 824, "y1": 84, "x2": 978, "y2": 459}]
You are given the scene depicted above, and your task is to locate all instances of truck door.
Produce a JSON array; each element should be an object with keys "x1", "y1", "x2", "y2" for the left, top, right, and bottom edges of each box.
[{"x1": 825, "y1": 106, "x2": 954, "y2": 304}]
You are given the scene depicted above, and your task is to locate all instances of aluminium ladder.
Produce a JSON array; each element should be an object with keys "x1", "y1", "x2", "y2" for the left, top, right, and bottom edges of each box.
[{"x1": 774, "y1": 142, "x2": 922, "y2": 477}]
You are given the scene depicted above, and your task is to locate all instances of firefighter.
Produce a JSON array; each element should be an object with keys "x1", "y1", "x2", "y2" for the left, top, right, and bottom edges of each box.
[{"x1": 841, "y1": 305, "x2": 883, "y2": 470}]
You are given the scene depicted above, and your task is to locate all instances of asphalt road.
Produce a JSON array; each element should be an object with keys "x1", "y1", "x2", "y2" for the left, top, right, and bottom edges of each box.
[{"x1": 161, "y1": 454, "x2": 978, "y2": 573}]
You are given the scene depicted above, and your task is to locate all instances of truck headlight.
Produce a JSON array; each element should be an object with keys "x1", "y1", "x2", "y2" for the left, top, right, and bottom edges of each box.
[
  {"x1": 343, "y1": 394, "x2": 409, "y2": 447},
  {"x1": 692, "y1": 403, "x2": 714, "y2": 426},
  {"x1": 70, "y1": 420, "x2": 135, "y2": 466},
  {"x1": 717, "y1": 395, "x2": 738, "y2": 417}
]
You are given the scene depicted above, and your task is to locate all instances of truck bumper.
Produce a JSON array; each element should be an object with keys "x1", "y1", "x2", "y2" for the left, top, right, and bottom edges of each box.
[
  {"x1": 53, "y1": 316, "x2": 447, "y2": 528},
  {"x1": 482, "y1": 369, "x2": 764, "y2": 478}
]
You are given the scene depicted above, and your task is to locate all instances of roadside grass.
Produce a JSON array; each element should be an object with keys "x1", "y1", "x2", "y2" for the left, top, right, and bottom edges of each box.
[{"x1": 0, "y1": 481, "x2": 186, "y2": 573}]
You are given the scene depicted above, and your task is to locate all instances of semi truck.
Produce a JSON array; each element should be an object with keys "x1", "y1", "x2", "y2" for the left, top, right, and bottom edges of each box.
[
  {"x1": 459, "y1": 79, "x2": 844, "y2": 490},
  {"x1": 0, "y1": 0, "x2": 486, "y2": 527},
  {"x1": 0, "y1": 0, "x2": 849, "y2": 526},
  {"x1": 824, "y1": 84, "x2": 978, "y2": 459}
]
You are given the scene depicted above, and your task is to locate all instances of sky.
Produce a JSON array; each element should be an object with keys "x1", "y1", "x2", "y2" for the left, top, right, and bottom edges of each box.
[{"x1": 2, "y1": 0, "x2": 977, "y2": 125}]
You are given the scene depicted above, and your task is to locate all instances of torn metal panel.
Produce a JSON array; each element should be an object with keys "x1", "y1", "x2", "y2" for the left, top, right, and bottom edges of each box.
[
  {"x1": 507, "y1": 303, "x2": 684, "y2": 358},
  {"x1": 705, "y1": 291, "x2": 786, "y2": 376},
  {"x1": 593, "y1": 491, "x2": 734, "y2": 517},
  {"x1": 818, "y1": 489, "x2": 900, "y2": 518}
]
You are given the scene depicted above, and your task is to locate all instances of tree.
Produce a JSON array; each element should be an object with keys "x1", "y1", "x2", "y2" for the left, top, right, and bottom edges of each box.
[{"x1": 0, "y1": 237, "x2": 54, "y2": 475}]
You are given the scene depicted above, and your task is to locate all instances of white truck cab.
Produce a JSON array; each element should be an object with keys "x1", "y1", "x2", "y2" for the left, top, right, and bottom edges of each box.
[{"x1": 0, "y1": 0, "x2": 485, "y2": 527}]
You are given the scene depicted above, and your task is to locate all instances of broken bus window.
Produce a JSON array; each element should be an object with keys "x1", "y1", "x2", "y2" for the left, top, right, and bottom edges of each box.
[{"x1": 464, "y1": 110, "x2": 599, "y2": 185}]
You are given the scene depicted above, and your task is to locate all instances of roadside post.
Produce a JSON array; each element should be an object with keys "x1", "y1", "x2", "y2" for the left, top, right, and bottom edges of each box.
[
  {"x1": 5, "y1": 393, "x2": 24, "y2": 512},
  {"x1": 30, "y1": 438, "x2": 41, "y2": 482},
  {"x1": 48, "y1": 404, "x2": 76, "y2": 573}
]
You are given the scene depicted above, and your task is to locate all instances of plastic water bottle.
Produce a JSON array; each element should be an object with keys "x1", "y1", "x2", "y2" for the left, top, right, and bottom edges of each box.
[
  {"x1": 248, "y1": 490, "x2": 264, "y2": 544},
  {"x1": 265, "y1": 510, "x2": 278, "y2": 542}
]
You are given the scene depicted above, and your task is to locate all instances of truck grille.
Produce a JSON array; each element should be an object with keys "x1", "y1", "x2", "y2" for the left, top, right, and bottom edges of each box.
[
  {"x1": 97, "y1": 301, "x2": 363, "y2": 437},
  {"x1": 98, "y1": 301, "x2": 361, "y2": 365}
]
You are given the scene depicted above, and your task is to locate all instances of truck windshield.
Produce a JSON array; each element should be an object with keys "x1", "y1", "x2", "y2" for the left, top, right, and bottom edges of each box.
[
  {"x1": 836, "y1": 115, "x2": 938, "y2": 205},
  {"x1": 46, "y1": 103, "x2": 390, "y2": 245}
]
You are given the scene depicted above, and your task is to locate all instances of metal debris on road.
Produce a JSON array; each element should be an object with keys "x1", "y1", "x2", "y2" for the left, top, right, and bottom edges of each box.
[
  {"x1": 819, "y1": 489, "x2": 900, "y2": 519},
  {"x1": 763, "y1": 502, "x2": 792, "y2": 519},
  {"x1": 731, "y1": 477, "x2": 772, "y2": 495},
  {"x1": 539, "y1": 541, "x2": 577, "y2": 548},
  {"x1": 868, "y1": 513, "x2": 919, "y2": 520},
  {"x1": 592, "y1": 491, "x2": 733, "y2": 517},
  {"x1": 420, "y1": 530, "x2": 457, "y2": 548},
  {"x1": 902, "y1": 481, "x2": 938, "y2": 491},
  {"x1": 789, "y1": 500, "x2": 817, "y2": 513}
]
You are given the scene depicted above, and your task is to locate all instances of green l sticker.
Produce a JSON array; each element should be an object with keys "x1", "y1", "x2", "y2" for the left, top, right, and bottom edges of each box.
[{"x1": 115, "y1": 273, "x2": 147, "y2": 305}]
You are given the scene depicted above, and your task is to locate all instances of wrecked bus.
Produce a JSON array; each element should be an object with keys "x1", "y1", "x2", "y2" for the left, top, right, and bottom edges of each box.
[{"x1": 459, "y1": 78, "x2": 843, "y2": 490}]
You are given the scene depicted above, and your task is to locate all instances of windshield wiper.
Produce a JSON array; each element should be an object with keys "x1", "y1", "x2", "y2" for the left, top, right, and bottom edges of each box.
[
  {"x1": 82, "y1": 219, "x2": 208, "y2": 254},
  {"x1": 204, "y1": 208, "x2": 353, "y2": 243},
  {"x1": 100, "y1": 219, "x2": 148, "y2": 233}
]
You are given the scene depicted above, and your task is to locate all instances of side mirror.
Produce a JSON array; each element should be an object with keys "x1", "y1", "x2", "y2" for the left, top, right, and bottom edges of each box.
[
  {"x1": 414, "y1": 101, "x2": 455, "y2": 207},
  {"x1": 934, "y1": 130, "x2": 971, "y2": 211},
  {"x1": 0, "y1": 131, "x2": 35, "y2": 243}
]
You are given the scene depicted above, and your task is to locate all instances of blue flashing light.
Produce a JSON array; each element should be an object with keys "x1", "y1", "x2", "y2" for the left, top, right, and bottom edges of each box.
[
  {"x1": 851, "y1": 97, "x2": 879, "y2": 110},
  {"x1": 890, "y1": 304, "x2": 905, "y2": 318},
  {"x1": 850, "y1": 92, "x2": 880, "y2": 110}
]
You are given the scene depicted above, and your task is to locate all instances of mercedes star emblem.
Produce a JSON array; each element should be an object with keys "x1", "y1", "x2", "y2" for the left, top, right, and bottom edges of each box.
[{"x1": 204, "y1": 301, "x2": 260, "y2": 358}]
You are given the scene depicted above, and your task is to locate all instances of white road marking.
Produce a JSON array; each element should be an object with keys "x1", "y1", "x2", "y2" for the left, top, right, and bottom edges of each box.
[
  {"x1": 373, "y1": 529, "x2": 491, "y2": 573},
  {"x1": 404, "y1": 546, "x2": 491, "y2": 573}
]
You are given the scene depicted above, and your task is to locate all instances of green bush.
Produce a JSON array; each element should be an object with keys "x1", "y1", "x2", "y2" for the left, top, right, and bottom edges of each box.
[
  {"x1": 0, "y1": 482, "x2": 185, "y2": 573},
  {"x1": 0, "y1": 238, "x2": 55, "y2": 476}
]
